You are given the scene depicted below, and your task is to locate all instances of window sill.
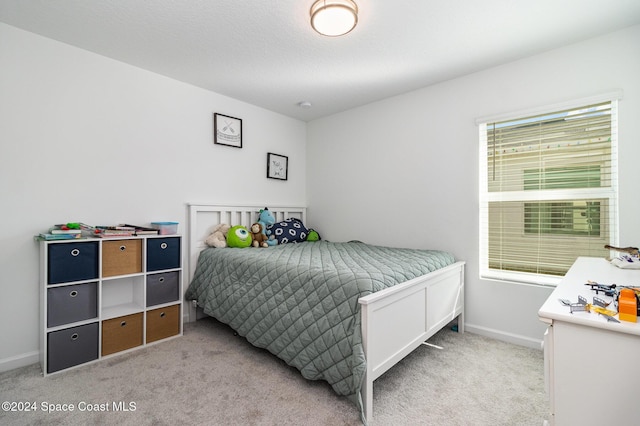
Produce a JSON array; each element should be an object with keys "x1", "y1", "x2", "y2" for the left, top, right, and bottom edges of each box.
[{"x1": 480, "y1": 270, "x2": 561, "y2": 287}]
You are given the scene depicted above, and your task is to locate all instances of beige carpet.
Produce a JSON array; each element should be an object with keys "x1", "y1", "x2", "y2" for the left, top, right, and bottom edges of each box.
[{"x1": 0, "y1": 317, "x2": 546, "y2": 425}]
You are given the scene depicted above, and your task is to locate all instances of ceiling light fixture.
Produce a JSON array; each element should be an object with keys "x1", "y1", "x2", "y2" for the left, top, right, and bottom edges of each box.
[{"x1": 310, "y1": 0, "x2": 358, "y2": 37}]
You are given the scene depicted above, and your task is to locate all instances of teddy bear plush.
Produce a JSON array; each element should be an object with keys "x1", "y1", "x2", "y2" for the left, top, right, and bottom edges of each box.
[
  {"x1": 250, "y1": 222, "x2": 269, "y2": 248},
  {"x1": 205, "y1": 223, "x2": 230, "y2": 248}
]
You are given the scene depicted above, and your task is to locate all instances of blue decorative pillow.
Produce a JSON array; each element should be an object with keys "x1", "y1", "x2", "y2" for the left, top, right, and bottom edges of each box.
[{"x1": 269, "y1": 218, "x2": 309, "y2": 244}]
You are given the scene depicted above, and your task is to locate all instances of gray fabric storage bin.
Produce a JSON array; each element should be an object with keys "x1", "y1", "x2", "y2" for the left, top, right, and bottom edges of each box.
[
  {"x1": 48, "y1": 241, "x2": 99, "y2": 284},
  {"x1": 47, "y1": 282, "x2": 98, "y2": 327},
  {"x1": 47, "y1": 322, "x2": 99, "y2": 373},
  {"x1": 146, "y1": 271, "x2": 179, "y2": 306},
  {"x1": 147, "y1": 237, "x2": 181, "y2": 271}
]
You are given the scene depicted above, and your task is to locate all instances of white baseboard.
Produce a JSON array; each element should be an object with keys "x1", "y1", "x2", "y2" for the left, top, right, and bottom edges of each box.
[
  {"x1": 465, "y1": 323, "x2": 543, "y2": 350},
  {"x1": 0, "y1": 351, "x2": 39, "y2": 373}
]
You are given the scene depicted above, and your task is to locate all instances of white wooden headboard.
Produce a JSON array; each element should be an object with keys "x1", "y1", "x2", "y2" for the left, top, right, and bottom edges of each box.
[{"x1": 187, "y1": 203, "x2": 307, "y2": 282}]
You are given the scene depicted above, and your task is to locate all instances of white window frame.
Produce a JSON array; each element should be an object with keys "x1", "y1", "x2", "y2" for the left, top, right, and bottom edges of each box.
[{"x1": 477, "y1": 92, "x2": 621, "y2": 286}]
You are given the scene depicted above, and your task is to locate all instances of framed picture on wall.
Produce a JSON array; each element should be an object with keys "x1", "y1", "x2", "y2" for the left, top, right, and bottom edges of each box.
[
  {"x1": 214, "y1": 113, "x2": 242, "y2": 148},
  {"x1": 267, "y1": 153, "x2": 288, "y2": 180}
]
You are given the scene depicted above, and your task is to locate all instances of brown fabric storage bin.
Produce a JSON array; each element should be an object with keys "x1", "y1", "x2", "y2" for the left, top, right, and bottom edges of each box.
[
  {"x1": 102, "y1": 239, "x2": 142, "y2": 277},
  {"x1": 101, "y1": 312, "x2": 143, "y2": 356},
  {"x1": 146, "y1": 304, "x2": 180, "y2": 343}
]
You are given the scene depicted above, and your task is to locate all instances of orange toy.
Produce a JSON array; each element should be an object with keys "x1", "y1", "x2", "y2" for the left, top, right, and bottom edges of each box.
[{"x1": 618, "y1": 288, "x2": 638, "y2": 323}]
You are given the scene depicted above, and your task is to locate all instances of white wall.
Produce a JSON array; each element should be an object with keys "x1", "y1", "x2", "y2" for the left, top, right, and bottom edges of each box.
[
  {"x1": 0, "y1": 23, "x2": 306, "y2": 371},
  {"x1": 307, "y1": 25, "x2": 640, "y2": 348}
]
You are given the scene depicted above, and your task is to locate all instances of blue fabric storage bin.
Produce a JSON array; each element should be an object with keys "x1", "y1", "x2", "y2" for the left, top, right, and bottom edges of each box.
[
  {"x1": 147, "y1": 237, "x2": 181, "y2": 272},
  {"x1": 48, "y1": 241, "x2": 99, "y2": 284}
]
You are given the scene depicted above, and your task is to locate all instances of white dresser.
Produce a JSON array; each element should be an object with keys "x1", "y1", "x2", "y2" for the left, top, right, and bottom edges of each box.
[{"x1": 538, "y1": 257, "x2": 640, "y2": 425}]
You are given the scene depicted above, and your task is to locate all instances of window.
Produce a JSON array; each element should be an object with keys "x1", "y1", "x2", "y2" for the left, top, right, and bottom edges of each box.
[
  {"x1": 523, "y1": 166, "x2": 602, "y2": 236},
  {"x1": 524, "y1": 201, "x2": 601, "y2": 237},
  {"x1": 479, "y1": 97, "x2": 618, "y2": 285}
]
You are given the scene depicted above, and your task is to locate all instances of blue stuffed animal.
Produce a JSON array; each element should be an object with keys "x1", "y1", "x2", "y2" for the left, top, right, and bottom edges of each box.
[{"x1": 258, "y1": 207, "x2": 278, "y2": 246}]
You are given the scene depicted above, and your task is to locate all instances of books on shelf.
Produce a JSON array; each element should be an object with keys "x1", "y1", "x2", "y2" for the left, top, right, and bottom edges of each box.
[
  {"x1": 38, "y1": 224, "x2": 84, "y2": 240},
  {"x1": 98, "y1": 226, "x2": 136, "y2": 231},
  {"x1": 38, "y1": 233, "x2": 82, "y2": 241},
  {"x1": 78, "y1": 223, "x2": 104, "y2": 238},
  {"x1": 50, "y1": 224, "x2": 82, "y2": 235},
  {"x1": 38, "y1": 222, "x2": 160, "y2": 240},
  {"x1": 95, "y1": 226, "x2": 135, "y2": 237},
  {"x1": 90, "y1": 224, "x2": 160, "y2": 237},
  {"x1": 66, "y1": 223, "x2": 134, "y2": 238},
  {"x1": 120, "y1": 224, "x2": 159, "y2": 236},
  {"x1": 50, "y1": 228, "x2": 82, "y2": 234}
]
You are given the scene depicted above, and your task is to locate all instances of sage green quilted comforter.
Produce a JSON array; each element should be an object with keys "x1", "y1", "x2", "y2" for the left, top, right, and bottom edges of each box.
[{"x1": 185, "y1": 241, "x2": 455, "y2": 406}]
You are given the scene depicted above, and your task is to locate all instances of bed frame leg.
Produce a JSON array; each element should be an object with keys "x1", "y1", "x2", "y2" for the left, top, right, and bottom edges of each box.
[{"x1": 362, "y1": 373, "x2": 373, "y2": 424}]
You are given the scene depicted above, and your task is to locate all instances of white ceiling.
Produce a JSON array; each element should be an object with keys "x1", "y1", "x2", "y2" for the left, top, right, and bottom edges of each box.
[{"x1": 2, "y1": 1, "x2": 640, "y2": 121}]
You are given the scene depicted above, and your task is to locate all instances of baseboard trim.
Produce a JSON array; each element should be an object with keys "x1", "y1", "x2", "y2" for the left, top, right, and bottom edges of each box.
[
  {"x1": 465, "y1": 323, "x2": 543, "y2": 350},
  {"x1": 0, "y1": 351, "x2": 39, "y2": 373}
]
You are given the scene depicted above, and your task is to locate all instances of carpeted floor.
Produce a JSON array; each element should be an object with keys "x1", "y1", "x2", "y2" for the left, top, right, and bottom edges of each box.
[{"x1": 0, "y1": 317, "x2": 546, "y2": 425}]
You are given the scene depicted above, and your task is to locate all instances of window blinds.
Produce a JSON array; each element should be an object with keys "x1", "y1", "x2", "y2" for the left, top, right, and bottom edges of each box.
[{"x1": 479, "y1": 101, "x2": 618, "y2": 284}]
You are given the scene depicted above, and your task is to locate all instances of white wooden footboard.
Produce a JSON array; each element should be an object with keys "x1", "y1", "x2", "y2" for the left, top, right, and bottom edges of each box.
[{"x1": 359, "y1": 260, "x2": 465, "y2": 423}]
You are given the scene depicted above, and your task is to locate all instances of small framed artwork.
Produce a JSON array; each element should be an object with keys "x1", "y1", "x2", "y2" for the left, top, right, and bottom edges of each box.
[
  {"x1": 267, "y1": 152, "x2": 288, "y2": 180},
  {"x1": 214, "y1": 113, "x2": 242, "y2": 148}
]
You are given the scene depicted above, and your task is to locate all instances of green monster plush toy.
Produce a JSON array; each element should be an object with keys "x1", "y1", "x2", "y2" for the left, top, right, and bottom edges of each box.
[
  {"x1": 306, "y1": 228, "x2": 321, "y2": 242},
  {"x1": 226, "y1": 225, "x2": 252, "y2": 248}
]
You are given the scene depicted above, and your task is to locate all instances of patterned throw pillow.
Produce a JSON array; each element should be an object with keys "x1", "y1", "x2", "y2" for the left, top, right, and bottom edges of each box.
[{"x1": 269, "y1": 218, "x2": 309, "y2": 244}]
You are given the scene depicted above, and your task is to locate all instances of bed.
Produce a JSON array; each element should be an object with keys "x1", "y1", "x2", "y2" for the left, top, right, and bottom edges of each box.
[{"x1": 185, "y1": 204, "x2": 465, "y2": 424}]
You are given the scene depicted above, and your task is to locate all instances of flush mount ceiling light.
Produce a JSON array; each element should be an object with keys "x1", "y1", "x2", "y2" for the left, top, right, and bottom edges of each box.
[{"x1": 310, "y1": 0, "x2": 358, "y2": 37}]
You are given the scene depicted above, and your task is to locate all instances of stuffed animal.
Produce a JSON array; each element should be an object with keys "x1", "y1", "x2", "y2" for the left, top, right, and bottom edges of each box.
[
  {"x1": 250, "y1": 223, "x2": 269, "y2": 248},
  {"x1": 226, "y1": 225, "x2": 252, "y2": 248},
  {"x1": 205, "y1": 223, "x2": 230, "y2": 248},
  {"x1": 306, "y1": 228, "x2": 321, "y2": 242},
  {"x1": 258, "y1": 207, "x2": 278, "y2": 246}
]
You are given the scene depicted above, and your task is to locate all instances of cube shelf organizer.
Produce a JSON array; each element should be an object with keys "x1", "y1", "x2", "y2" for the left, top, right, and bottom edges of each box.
[{"x1": 40, "y1": 235, "x2": 182, "y2": 375}]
